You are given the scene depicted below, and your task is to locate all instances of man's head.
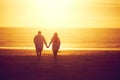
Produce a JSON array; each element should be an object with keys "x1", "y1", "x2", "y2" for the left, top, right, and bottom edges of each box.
[{"x1": 38, "y1": 31, "x2": 41, "y2": 35}]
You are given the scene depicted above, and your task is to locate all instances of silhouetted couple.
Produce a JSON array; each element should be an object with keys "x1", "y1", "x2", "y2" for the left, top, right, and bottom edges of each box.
[{"x1": 34, "y1": 31, "x2": 60, "y2": 59}]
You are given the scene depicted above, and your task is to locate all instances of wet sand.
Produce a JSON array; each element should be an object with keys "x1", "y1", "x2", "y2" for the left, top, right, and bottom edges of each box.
[{"x1": 0, "y1": 49, "x2": 120, "y2": 80}]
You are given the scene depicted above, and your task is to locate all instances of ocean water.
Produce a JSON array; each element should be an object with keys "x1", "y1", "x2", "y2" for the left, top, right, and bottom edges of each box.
[{"x1": 0, "y1": 28, "x2": 120, "y2": 50}]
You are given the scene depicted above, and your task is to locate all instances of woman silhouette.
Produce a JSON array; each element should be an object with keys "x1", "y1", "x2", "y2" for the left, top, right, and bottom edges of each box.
[{"x1": 48, "y1": 33, "x2": 61, "y2": 59}]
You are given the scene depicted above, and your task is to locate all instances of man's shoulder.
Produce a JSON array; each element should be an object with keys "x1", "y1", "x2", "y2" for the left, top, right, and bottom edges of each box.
[
  {"x1": 34, "y1": 35, "x2": 38, "y2": 38},
  {"x1": 41, "y1": 35, "x2": 44, "y2": 38},
  {"x1": 35, "y1": 35, "x2": 44, "y2": 38}
]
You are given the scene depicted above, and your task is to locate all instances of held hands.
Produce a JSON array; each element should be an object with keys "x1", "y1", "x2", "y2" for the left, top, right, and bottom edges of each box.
[
  {"x1": 46, "y1": 44, "x2": 50, "y2": 48},
  {"x1": 46, "y1": 45, "x2": 49, "y2": 48},
  {"x1": 46, "y1": 43, "x2": 51, "y2": 48}
]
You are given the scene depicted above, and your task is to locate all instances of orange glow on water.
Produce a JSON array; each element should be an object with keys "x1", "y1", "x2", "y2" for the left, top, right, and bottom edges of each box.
[{"x1": 0, "y1": 28, "x2": 120, "y2": 49}]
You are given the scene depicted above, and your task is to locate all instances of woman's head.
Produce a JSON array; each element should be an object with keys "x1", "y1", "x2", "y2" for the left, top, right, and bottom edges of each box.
[
  {"x1": 54, "y1": 32, "x2": 58, "y2": 38},
  {"x1": 53, "y1": 33, "x2": 59, "y2": 43}
]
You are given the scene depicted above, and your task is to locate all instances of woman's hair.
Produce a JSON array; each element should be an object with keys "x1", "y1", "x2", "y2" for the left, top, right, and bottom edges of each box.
[
  {"x1": 53, "y1": 33, "x2": 58, "y2": 37},
  {"x1": 53, "y1": 33, "x2": 59, "y2": 43}
]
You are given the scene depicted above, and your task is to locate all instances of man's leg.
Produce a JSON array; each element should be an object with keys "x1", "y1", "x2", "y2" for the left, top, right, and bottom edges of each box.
[
  {"x1": 35, "y1": 46, "x2": 39, "y2": 57},
  {"x1": 38, "y1": 47, "x2": 43, "y2": 58}
]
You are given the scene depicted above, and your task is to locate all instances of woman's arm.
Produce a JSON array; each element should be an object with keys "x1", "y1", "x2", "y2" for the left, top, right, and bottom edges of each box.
[{"x1": 48, "y1": 38, "x2": 53, "y2": 47}]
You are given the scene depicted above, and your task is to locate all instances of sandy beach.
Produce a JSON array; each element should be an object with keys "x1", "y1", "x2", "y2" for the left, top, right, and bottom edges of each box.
[{"x1": 0, "y1": 49, "x2": 120, "y2": 80}]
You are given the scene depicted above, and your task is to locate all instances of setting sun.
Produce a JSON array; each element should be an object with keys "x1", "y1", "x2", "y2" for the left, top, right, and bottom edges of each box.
[{"x1": 37, "y1": 0, "x2": 73, "y2": 28}]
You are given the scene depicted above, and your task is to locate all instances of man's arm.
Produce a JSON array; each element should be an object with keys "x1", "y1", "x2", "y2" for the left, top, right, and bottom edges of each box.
[{"x1": 34, "y1": 36, "x2": 36, "y2": 44}]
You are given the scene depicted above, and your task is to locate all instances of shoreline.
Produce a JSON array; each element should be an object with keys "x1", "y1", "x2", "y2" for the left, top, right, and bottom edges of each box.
[
  {"x1": 0, "y1": 46, "x2": 120, "y2": 50},
  {"x1": 0, "y1": 48, "x2": 120, "y2": 56}
]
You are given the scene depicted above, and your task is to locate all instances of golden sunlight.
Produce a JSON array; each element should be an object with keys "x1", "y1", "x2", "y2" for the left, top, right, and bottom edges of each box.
[
  {"x1": 36, "y1": 0, "x2": 73, "y2": 28},
  {"x1": 0, "y1": 0, "x2": 120, "y2": 28}
]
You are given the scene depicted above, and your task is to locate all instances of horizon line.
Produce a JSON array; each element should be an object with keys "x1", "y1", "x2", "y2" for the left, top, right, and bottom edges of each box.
[{"x1": 0, "y1": 47, "x2": 120, "y2": 51}]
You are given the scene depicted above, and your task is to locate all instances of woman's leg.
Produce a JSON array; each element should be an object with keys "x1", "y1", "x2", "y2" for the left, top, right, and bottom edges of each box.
[
  {"x1": 39, "y1": 50, "x2": 42, "y2": 57},
  {"x1": 36, "y1": 49, "x2": 39, "y2": 57},
  {"x1": 53, "y1": 51, "x2": 58, "y2": 59}
]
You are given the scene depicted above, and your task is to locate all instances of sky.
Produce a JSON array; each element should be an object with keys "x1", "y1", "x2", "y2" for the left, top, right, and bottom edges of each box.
[{"x1": 0, "y1": 0, "x2": 120, "y2": 28}]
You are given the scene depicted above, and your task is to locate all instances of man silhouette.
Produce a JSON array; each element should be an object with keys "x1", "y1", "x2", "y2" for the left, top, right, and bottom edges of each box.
[{"x1": 34, "y1": 31, "x2": 47, "y2": 58}]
